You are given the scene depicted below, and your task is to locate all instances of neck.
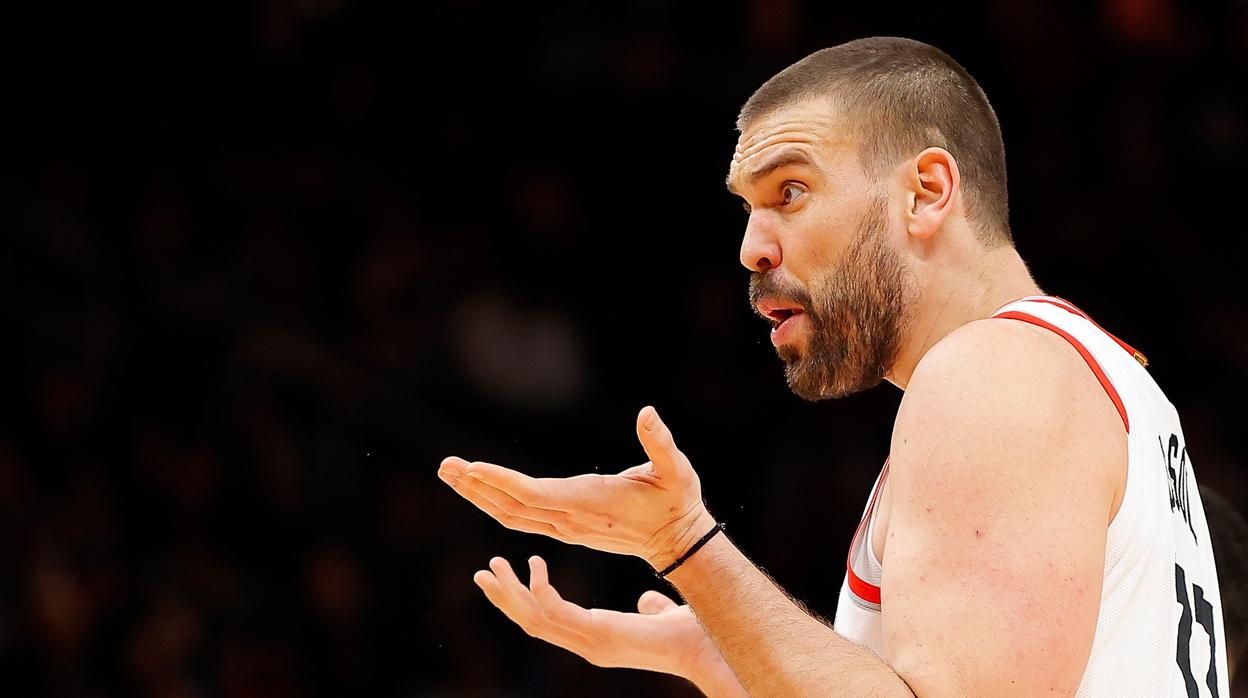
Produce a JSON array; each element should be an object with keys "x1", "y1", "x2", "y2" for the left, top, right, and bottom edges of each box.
[{"x1": 886, "y1": 244, "x2": 1041, "y2": 390}]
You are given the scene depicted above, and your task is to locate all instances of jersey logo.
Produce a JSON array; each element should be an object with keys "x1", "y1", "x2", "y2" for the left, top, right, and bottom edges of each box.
[{"x1": 1161, "y1": 433, "x2": 1197, "y2": 543}]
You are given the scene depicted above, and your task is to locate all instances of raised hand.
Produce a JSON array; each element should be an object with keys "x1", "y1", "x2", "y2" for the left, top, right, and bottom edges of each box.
[
  {"x1": 438, "y1": 406, "x2": 717, "y2": 570},
  {"x1": 473, "y1": 555, "x2": 746, "y2": 697}
]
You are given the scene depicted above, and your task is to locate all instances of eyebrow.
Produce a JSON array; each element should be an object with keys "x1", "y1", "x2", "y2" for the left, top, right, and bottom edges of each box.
[{"x1": 726, "y1": 148, "x2": 816, "y2": 194}]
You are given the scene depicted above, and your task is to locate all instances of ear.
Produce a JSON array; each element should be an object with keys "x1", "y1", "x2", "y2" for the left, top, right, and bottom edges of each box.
[{"x1": 905, "y1": 147, "x2": 960, "y2": 240}]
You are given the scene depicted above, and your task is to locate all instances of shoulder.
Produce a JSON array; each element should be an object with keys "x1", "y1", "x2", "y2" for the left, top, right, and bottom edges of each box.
[
  {"x1": 879, "y1": 316, "x2": 1122, "y2": 695},
  {"x1": 906, "y1": 316, "x2": 1085, "y2": 404},
  {"x1": 889, "y1": 316, "x2": 1125, "y2": 504},
  {"x1": 898, "y1": 319, "x2": 1103, "y2": 434},
  {"x1": 900, "y1": 316, "x2": 1117, "y2": 428}
]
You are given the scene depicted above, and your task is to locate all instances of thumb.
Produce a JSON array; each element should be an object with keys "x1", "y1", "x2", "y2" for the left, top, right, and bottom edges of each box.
[
  {"x1": 636, "y1": 406, "x2": 688, "y2": 479},
  {"x1": 637, "y1": 589, "x2": 679, "y2": 615}
]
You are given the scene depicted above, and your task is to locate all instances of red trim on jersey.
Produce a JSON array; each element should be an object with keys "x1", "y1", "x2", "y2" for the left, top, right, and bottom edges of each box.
[
  {"x1": 1025, "y1": 297, "x2": 1148, "y2": 367},
  {"x1": 845, "y1": 459, "x2": 889, "y2": 606},
  {"x1": 847, "y1": 560, "x2": 882, "y2": 605},
  {"x1": 994, "y1": 310, "x2": 1130, "y2": 432}
]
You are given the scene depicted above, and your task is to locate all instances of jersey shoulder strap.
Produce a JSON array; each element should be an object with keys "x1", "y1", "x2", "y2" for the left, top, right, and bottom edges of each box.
[{"x1": 991, "y1": 295, "x2": 1146, "y2": 433}]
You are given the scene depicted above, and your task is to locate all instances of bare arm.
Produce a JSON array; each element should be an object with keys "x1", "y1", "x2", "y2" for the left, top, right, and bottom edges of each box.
[
  {"x1": 664, "y1": 528, "x2": 916, "y2": 696},
  {"x1": 878, "y1": 320, "x2": 1121, "y2": 694},
  {"x1": 441, "y1": 319, "x2": 1123, "y2": 695},
  {"x1": 656, "y1": 320, "x2": 1121, "y2": 695}
]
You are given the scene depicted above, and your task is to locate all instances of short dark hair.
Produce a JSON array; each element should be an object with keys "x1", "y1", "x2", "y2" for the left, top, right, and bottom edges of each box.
[
  {"x1": 738, "y1": 37, "x2": 1011, "y2": 246},
  {"x1": 1201, "y1": 484, "x2": 1248, "y2": 666}
]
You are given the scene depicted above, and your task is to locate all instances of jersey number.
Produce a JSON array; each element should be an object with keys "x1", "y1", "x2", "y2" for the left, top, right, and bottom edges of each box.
[{"x1": 1175, "y1": 563, "x2": 1219, "y2": 697}]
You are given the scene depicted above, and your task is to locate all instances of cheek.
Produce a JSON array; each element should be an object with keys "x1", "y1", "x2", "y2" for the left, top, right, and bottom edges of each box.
[{"x1": 786, "y1": 200, "x2": 856, "y2": 275}]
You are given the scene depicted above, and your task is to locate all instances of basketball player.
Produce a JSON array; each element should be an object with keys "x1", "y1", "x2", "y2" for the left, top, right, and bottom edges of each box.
[{"x1": 439, "y1": 37, "x2": 1230, "y2": 696}]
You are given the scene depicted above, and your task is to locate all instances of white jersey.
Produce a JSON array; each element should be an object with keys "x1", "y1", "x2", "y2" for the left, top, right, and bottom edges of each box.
[{"x1": 833, "y1": 296, "x2": 1230, "y2": 697}]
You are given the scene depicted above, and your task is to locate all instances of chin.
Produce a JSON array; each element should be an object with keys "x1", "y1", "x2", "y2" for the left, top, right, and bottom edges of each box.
[{"x1": 783, "y1": 361, "x2": 886, "y2": 402}]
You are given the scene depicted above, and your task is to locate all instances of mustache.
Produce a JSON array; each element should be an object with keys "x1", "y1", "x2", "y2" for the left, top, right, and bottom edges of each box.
[{"x1": 748, "y1": 272, "x2": 813, "y2": 317}]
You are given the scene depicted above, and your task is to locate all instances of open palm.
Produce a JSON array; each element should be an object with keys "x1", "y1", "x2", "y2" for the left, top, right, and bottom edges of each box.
[
  {"x1": 474, "y1": 555, "x2": 743, "y2": 696},
  {"x1": 438, "y1": 406, "x2": 713, "y2": 567}
]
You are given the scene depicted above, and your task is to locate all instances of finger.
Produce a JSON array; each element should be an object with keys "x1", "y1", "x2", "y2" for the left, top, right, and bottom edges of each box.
[
  {"x1": 443, "y1": 474, "x2": 569, "y2": 541},
  {"x1": 439, "y1": 456, "x2": 471, "y2": 479},
  {"x1": 456, "y1": 472, "x2": 570, "y2": 526},
  {"x1": 528, "y1": 556, "x2": 593, "y2": 628},
  {"x1": 475, "y1": 565, "x2": 560, "y2": 638},
  {"x1": 636, "y1": 589, "x2": 679, "y2": 615},
  {"x1": 635, "y1": 406, "x2": 688, "y2": 480},
  {"x1": 473, "y1": 568, "x2": 505, "y2": 607},
  {"x1": 489, "y1": 557, "x2": 557, "y2": 632},
  {"x1": 528, "y1": 554, "x2": 550, "y2": 588},
  {"x1": 465, "y1": 461, "x2": 557, "y2": 508},
  {"x1": 475, "y1": 561, "x2": 533, "y2": 624},
  {"x1": 476, "y1": 560, "x2": 593, "y2": 650},
  {"x1": 526, "y1": 556, "x2": 569, "y2": 615},
  {"x1": 489, "y1": 556, "x2": 530, "y2": 604}
]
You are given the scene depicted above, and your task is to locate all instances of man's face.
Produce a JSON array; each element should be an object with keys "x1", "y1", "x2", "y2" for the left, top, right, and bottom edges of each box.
[{"x1": 727, "y1": 101, "x2": 914, "y2": 400}]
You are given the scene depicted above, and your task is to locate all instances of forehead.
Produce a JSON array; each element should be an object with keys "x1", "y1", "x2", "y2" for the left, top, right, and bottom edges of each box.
[{"x1": 729, "y1": 100, "x2": 855, "y2": 182}]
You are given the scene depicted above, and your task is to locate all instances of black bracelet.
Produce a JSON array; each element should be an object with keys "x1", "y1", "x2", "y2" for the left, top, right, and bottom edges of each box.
[{"x1": 656, "y1": 522, "x2": 725, "y2": 579}]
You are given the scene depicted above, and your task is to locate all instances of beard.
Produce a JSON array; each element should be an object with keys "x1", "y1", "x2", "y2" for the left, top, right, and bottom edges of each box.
[{"x1": 748, "y1": 197, "x2": 913, "y2": 401}]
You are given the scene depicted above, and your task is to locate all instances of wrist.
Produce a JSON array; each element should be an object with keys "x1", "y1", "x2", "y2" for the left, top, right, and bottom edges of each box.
[
  {"x1": 646, "y1": 505, "x2": 718, "y2": 572},
  {"x1": 689, "y1": 649, "x2": 747, "y2": 698}
]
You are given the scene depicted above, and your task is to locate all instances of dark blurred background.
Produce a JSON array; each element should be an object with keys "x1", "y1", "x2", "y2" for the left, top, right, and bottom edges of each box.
[{"x1": 3, "y1": 0, "x2": 1247, "y2": 695}]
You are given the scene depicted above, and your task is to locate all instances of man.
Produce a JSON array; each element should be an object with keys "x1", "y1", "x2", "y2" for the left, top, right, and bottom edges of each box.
[{"x1": 438, "y1": 37, "x2": 1230, "y2": 696}]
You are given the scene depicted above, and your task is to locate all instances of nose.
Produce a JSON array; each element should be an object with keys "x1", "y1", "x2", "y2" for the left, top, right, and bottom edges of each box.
[{"x1": 739, "y1": 215, "x2": 782, "y2": 272}]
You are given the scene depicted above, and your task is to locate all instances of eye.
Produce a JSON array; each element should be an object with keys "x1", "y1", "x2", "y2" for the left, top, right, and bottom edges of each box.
[{"x1": 781, "y1": 182, "x2": 805, "y2": 205}]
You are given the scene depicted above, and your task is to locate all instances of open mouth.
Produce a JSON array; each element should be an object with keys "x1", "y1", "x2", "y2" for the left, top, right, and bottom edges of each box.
[
  {"x1": 758, "y1": 303, "x2": 807, "y2": 347},
  {"x1": 754, "y1": 297, "x2": 807, "y2": 347},
  {"x1": 763, "y1": 307, "x2": 803, "y2": 329}
]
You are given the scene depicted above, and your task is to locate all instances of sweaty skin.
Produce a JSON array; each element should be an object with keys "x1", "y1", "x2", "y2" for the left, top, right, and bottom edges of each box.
[{"x1": 440, "y1": 99, "x2": 1127, "y2": 696}]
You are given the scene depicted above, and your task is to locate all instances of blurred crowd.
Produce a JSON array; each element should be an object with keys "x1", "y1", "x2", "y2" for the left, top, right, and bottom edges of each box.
[{"x1": 4, "y1": 0, "x2": 1248, "y2": 695}]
